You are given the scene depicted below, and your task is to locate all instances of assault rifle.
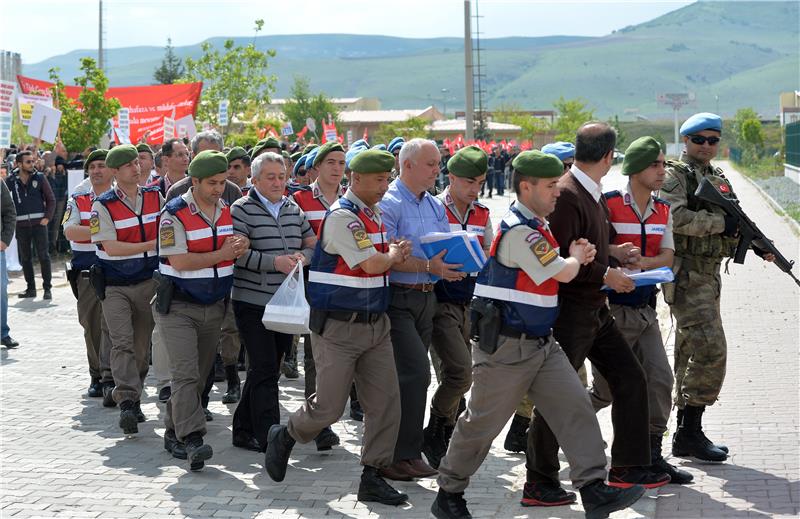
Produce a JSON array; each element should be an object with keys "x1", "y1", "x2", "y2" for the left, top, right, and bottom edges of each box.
[{"x1": 695, "y1": 177, "x2": 800, "y2": 287}]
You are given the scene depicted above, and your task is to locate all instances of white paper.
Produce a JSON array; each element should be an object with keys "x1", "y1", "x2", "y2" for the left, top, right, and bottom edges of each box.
[
  {"x1": 27, "y1": 103, "x2": 62, "y2": 143},
  {"x1": 174, "y1": 114, "x2": 197, "y2": 139}
]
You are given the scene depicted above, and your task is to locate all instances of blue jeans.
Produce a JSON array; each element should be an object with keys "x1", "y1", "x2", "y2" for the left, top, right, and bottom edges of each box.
[{"x1": 1, "y1": 250, "x2": 9, "y2": 339}]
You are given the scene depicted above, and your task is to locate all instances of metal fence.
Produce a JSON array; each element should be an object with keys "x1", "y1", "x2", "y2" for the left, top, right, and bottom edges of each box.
[{"x1": 786, "y1": 121, "x2": 800, "y2": 167}]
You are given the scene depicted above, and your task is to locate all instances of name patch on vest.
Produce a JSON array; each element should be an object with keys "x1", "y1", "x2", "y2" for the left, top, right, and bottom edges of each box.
[
  {"x1": 62, "y1": 204, "x2": 72, "y2": 226},
  {"x1": 160, "y1": 218, "x2": 176, "y2": 248},
  {"x1": 89, "y1": 212, "x2": 100, "y2": 235}
]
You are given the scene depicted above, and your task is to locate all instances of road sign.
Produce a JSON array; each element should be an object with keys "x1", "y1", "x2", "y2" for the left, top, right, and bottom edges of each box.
[{"x1": 218, "y1": 100, "x2": 229, "y2": 126}]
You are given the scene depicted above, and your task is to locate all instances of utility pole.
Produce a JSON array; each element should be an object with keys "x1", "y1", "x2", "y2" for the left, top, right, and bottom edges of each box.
[
  {"x1": 98, "y1": 0, "x2": 105, "y2": 71},
  {"x1": 463, "y1": 0, "x2": 474, "y2": 141}
]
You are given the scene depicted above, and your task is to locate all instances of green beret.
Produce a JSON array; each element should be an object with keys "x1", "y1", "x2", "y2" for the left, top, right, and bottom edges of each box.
[
  {"x1": 511, "y1": 150, "x2": 563, "y2": 178},
  {"x1": 622, "y1": 136, "x2": 662, "y2": 176},
  {"x1": 302, "y1": 143, "x2": 318, "y2": 155},
  {"x1": 106, "y1": 144, "x2": 139, "y2": 169},
  {"x1": 447, "y1": 145, "x2": 488, "y2": 178},
  {"x1": 188, "y1": 150, "x2": 228, "y2": 179},
  {"x1": 349, "y1": 149, "x2": 395, "y2": 174},
  {"x1": 226, "y1": 146, "x2": 248, "y2": 163},
  {"x1": 313, "y1": 141, "x2": 345, "y2": 167},
  {"x1": 84, "y1": 149, "x2": 108, "y2": 171},
  {"x1": 250, "y1": 137, "x2": 282, "y2": 159},
  {"x1": 281, "y1": 150, "x2": 290, "y2": 159},
  {"x1": 290, "y1": 151, "x2": 303, "y2": 163},
  {"x1": 136, "y1": 143, "x2": 153, "y2": 155}
]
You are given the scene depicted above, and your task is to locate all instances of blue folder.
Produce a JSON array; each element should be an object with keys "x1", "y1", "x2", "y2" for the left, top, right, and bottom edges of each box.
[{"x1": 420, "y1": 231, "x2": 488, "y2": 280}]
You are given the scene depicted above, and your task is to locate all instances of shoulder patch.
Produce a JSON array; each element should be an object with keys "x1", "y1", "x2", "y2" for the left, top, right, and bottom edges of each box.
[
  {"x1": 89, "y1": 211, "x2": 100, "y2": 235},
  {"x1": 352, "y1": 227, "x2": 373, "y2": 250},
  {"x1": 530, "y1": 236, "x2": 558, "y2": 266},
  {"x1": 61, "y1": 204, "x2": 72, "y2": 226},
  {"x1": 160, "y1": 219, "x2": 176, "y2": 248}
]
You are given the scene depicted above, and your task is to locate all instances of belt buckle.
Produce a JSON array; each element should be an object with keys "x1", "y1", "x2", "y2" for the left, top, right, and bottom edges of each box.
[{"x1": 421, "y1": 282, "x2": 434, "y2": 293}]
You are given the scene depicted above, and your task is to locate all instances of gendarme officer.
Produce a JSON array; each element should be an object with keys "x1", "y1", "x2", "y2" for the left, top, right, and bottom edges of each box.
[
  {"x1": 156, "y1": 150, "x2": 249, "y2": 471},
  {"x1": 91, "y1": 144, "x2": 163, "y2": 435}
]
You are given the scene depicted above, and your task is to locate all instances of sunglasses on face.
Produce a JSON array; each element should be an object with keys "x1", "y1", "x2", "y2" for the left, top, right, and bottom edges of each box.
[
  {"x1": 689, "y1": 135, "x2": 720, "y2": 146},
  {"x1": 562, "y1": 161, "x2": 574, "y2": 170}
]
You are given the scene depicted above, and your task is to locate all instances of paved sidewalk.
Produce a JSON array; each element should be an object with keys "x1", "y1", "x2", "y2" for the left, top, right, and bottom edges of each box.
[{"x1": 1, "y1": 164, "x2": 797, "y2": 518}]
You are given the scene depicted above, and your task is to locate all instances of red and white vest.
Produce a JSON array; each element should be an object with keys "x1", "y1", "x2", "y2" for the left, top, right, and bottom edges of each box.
[
  {"x1": 292, "y1": 183, "x2": 344, "y2": 234},
  {"x1": 69, "y1": 191, "x2": 99, "y2": 270}
]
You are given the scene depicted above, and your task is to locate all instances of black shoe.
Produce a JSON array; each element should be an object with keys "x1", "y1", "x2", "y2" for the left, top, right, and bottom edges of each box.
[
  {"x1": 119, "y1": 400, "x2": 138, "y2": 435},
  {"x1": 1, "y1": 336, "x2": 19, "y2": 348},
  {"x1": 213, "y1": 354, "x2": 226, "y2": 382},
  {"x1": 608, "y1": 466, "x2": 670, "y2": 489},
  {"x1": 203, "y1": 408, "x2": 213, "y2": 422},
  {"x1": 281, "y1": 357, "x2": 299, "y2": 379},
  {"x1": 314, "y1": 426, "x2": 340, "y2": 451},
  {"x1": 87, "y1": 378, "x2": 103, "y2": 398},
  {"x1": 164, "y1": 429, "x2": 187, "y2": 460},
  {"x1": 349, "y1": 398, "x2": 364, "y2": 422},
  {"x1": 503, "y1": 413, "x2": 529, "y2": 453},
  {"x1": 102, "y1": 383, "x2": 116, "y2": 408},
  {"x1": 431, "y1": 488, "x2": 471, "y2": 518},
  {"x1": 422, "y1": 412, "x2": 449, "y2": 469},
  {"x1": 158, "y1": 386, "x2": 171, "y2": 403},
  {"x1": 43, "y1": 289, "x2": 52, "y2": 300},
  {"x1": 17, "y1": 289, "x2": 36, "y2": 298},
  {"x1": 133, "y1": 401, "x2": 146, "y2": 423},
  {"x1": 185, "y1": 432, "x2": 213, "y2": 471},
  {"x1": 221, "y1": 365, "x2": 241, "y2": 404},
  {"x1": 672, "y1": 405, "x2": 728, "y2": 462},
  {"x1": 676, "y1": 408, "x2": 728, "y2": 453},
  {"x1": 264, "y1": 424, "x2": 295, "y2": 482},
  {"x1": 232, "y1": 431, "x2": 263, "y2": 452},
  {"x1": 357, "y1": 466, "x2": 408, "y2": 506},
  {"x1": 650, "y1": 434, "x2": 693, "y2": 485},
  {"x1": 520, "y1": 481, "x2": 577, "y2": 507},
  {"x1": 580, "y1": 479, "x2": 645, "y2": 519}
]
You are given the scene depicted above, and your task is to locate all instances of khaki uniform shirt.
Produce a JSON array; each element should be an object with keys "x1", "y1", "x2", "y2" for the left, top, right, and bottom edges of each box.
[
  {"x1": 90, "y1": 186, "x2": 165, "y2": 244},
  {"x1": 496, "y1": 201, "x2": 566, "y2": 285},
  {"x1": 320, "y1": 189, "x2": 383, "y2": 269},
  {"x1": 159, "y1": 188, "x2": 226, "y2": 256}
]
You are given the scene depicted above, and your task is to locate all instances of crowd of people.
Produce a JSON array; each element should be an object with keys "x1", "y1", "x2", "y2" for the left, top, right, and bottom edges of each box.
[{"x1": 0, "y1": 111, "x2": 770, "y2": 519}]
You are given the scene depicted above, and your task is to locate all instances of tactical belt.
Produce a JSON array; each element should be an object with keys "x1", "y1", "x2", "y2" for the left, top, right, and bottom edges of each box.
[
  {"x1": 391, "y1": 282, "x2": 435, "y2": 293},
  {"x1": 325, "y1": 310, "x2": 384, "y2": 324},
  {"x1": 500, "y1": 324, "x2": 550, "y2": 343}
]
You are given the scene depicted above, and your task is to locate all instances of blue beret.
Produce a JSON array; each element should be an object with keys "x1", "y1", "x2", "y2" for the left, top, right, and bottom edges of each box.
[
  {"x1": 293, "y1": 156, "x2": 306, "y2": 176},
  {"x1": 388, "y1": 137, "x2": 405, "y2": 153},
  {"x1": 372, "y1": 144, "x2": 387, "y2": 151},
  {"x1": 304, "y1": 148, "x2": 320, "y2": 169},
  {"x1": 680, "y1": 112, "x2": 722, "y2": 136},
  {"x1": 540, "y1": 142, "x2": 575, "y2": 161},
  {"x1": 350, "y1": 139, "x2": 369, "y2": 149},
  {"x1": 345, "y1": 145, "x2": 368, "y2": 168}
]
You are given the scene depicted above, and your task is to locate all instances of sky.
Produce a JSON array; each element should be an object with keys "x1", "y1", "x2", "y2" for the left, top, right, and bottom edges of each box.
[{"x1": 3, "y1": 0, "x2": 696, "y2": 64}]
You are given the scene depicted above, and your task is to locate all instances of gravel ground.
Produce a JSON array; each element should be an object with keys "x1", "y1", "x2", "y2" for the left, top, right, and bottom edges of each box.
[{"x1": 754, "y1": 176, "x2": 800, "y2": 220}]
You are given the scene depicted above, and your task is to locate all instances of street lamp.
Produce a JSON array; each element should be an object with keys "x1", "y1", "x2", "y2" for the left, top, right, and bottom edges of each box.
[{"x1": 441, "y1": 88, "x2": 449, "y2": 116}]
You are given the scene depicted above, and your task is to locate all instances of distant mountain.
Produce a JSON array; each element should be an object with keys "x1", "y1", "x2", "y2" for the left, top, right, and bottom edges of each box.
[{"x1": 21, "y1": 1, "x2": 799, "y2": 119}]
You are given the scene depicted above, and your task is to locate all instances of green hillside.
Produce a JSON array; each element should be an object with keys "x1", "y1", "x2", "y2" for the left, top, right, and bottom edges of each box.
[{"x1": 20, "y1": 1, "x2": 798, "y2": 119}]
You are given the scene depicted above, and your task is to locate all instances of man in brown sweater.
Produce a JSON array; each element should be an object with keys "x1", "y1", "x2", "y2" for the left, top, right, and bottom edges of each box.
[{"x1": 524, "y1": 123, "x2": 670, "y2": 505}]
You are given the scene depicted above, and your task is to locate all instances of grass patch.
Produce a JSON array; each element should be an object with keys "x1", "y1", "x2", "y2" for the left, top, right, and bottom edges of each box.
[
  {"x1": 784, "y1": 203, "x2": 800, "y2": 223},
  {"x1": 733, "y1": 157, "x2": 783, "y2": 180}
]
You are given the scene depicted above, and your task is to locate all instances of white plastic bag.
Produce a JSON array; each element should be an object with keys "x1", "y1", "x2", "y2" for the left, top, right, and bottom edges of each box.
[{"x1": 261, "y1": 262, "x2": 311, "y2": 334}]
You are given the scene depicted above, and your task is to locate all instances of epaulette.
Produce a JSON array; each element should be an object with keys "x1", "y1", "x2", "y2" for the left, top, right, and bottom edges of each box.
[
  {"x1": 652, "y1": 196, "x2": 671, "y2": 207},
  {"x1": 602, "y1": 190, "x2": 622, "y2": 200},
  {"x1": 664, "y1": 159, "x2": 692, "y2": 176},
  {"x1": 141, "y1": 185, "x2": 162, "y2": 193},
  {"x1": 473, "y1": 200, "x2": 488, "y2": 210},
  {"x1": 164, "y1": 195, "x2": 188, "y2": 214}
]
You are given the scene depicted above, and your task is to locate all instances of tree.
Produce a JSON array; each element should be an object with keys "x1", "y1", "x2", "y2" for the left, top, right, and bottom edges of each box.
[
  {"x1": 373, "y1": 117, "x2": 431, "y2": 144},
  {"x1": 180, "y1": 20, "x2": 276, "y2": 132},
  {"x1": 609, "y1": 115, "x2": 627, "y2": 148},
  {"x1": 153, "y1": 38, "x2": 185, "y2": 85},
  {"x1": 732, "y1": 108, "x2": 764, "y2": 163},
  {"x1": 493, "y1": 103, "x2": 551, "y2": 142},
  {"x1": 552, "y1": 97, "x2": 595, "y2": 142},
  {"x1": 48, "y1": 58, "x2": 121, "y2": 152},
  {"x1": 281, "y1": 76, "x2": 340, "y2": 142}
]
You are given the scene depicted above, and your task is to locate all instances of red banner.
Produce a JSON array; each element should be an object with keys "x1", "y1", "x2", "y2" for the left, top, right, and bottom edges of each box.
[{"x1": 17, "y1": 75, "x2": 203, "y2": 145}]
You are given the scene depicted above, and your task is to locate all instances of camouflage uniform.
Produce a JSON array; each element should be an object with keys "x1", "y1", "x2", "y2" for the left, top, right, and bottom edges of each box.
[{"x1": 660, "y1": 154, "x2": 738, "y2": 408}]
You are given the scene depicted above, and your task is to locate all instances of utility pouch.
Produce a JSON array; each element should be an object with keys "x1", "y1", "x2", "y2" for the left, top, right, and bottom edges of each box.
[
  {"x1": 470, "y1": 297, "x2": 501, "y2": 355},
  {"x1": 89, "y1": 264, "x2": 106, "y2": 301}
]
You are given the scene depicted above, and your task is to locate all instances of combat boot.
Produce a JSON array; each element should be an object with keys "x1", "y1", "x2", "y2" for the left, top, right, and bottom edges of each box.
[
  {"x1": 422, "y1": 412, "x2": 449, "y2": 469},
  {"x1": 264, "y1": 424, "x2": 295, "y2": 482},
  {"x1": 676, "y1": 407, "x2": 728, "y2": 454},
  {"x1": 649, "y1": 434, "x2": 693, "y2": 484},
  {"x1": 185, "y1": 432, "x2": 213, "y2": 471},
  {"x1": 87, "y1": 378, "x2": 103, "y2": 398},
  {"x1": 672, "y1": 405, "x2": 727, "y2": 462},
  {"x1": 431, "y1": 488, "x2": 472, "y2": 518},
  {"x1": 102, "y1": 382, "x2": 116, "y2": 408},
  {"x1": 133, "y1": 401, "x2": 146, "y2": 423},
  {"x1": 349, "y1": 397, "x2": 364, "y2": 421},
  {"x1": 213, "y1": 354, "x2": 226, "y2": 382},
  {"x1": 503, "y1": 413, "x2": 529, "y2": 453},
  {"x1": 221, "y1": 365, "x2": 241, "y2": 404},
  {"x1": 314, "y1": 426, "x2": 340, "y2": 451},
  {"x1": 580, "y1": 479, "x2": 645, "y2": 519},
  {"x1": 357, "y1": 466, "x2": 408, "y2": 506},
  {"x1": 164, "y1": 429, "x2": 187, "y2": 460},
  {"x1": 281, "y1": 355, "x2": 299, "y2": 379},
  {"x1": 119, "y1": 400, "x2": 138, "y2": 435}
]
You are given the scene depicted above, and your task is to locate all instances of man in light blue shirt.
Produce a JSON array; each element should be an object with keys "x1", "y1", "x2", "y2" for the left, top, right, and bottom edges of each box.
[{"x1": 378, "y1": 138, "x2": 465, "y2": 481}]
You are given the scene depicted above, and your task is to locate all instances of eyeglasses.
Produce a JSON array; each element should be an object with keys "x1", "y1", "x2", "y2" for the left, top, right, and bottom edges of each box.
[
  {"x1": 296, "y1": 171, "x2": 307, "y2": 177},
  {"x1": 562, "y1": 161, "x2": 574, "y2": 170},
  {"x1": 689, "y1": 135, "x2": 720, "y2": 146}
]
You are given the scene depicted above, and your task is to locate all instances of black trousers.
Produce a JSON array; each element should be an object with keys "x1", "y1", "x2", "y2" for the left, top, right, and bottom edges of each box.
[
  {"x1": 16, "y1": 224, "x2": 52, "y2": 291},
  {"x1": 387, "y1": 286, "x2": 437, "y2": 461},
  {"x1": 527, "y1": 302, "x2": 651, "y2": 484},
  {"x1": 231, "y1": 300, "x2": 292, "y2": 448}
]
